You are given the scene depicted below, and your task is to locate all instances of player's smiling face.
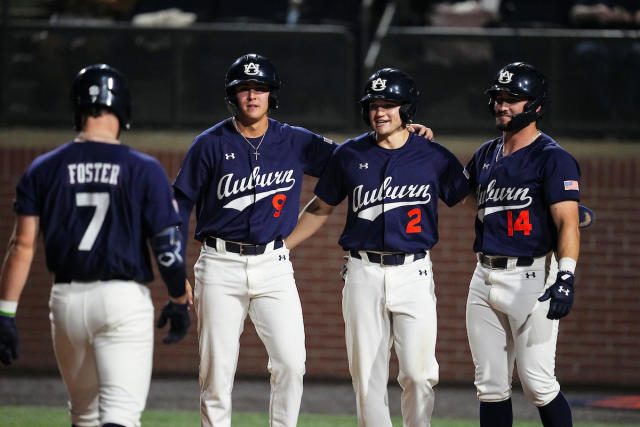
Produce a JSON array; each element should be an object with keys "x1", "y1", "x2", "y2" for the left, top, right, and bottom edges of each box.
[
  {"x1": 235, "y1": 82, "x2": 270, "y2": 121},
  {"x1": 493, "y1": 92, "x2": 528, "y2": 130},
  {"x1": 368, "y1": 99, "x2": 403, "y2": 136}
]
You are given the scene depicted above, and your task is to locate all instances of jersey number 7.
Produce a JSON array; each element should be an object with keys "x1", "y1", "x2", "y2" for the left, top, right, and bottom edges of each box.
[
  {"x1": 76, "y1": 192, "x2": 110, "y2": 251},
  {"x1": 507, "y1": 210, "x2": 532, "y2": 236}
]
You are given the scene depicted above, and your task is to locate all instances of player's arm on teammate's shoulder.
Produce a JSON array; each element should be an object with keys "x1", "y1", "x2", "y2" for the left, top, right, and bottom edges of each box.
[
  {"x1": 0, "y1": 215, "x2": 39, "y2": 365},
  {"x1": 284, "y1": 196, "x2": 335, "y2": 250},
  {"x1": 406, "y1": 123, "x2": 434, "y2": 140},
  {"x1": 538, "y1": 200, "x2": 580, "y2": 320}
]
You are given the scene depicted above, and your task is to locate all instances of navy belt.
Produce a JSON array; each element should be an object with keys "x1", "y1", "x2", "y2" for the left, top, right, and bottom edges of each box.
[
  {"x1": 205, "y1": 237, "x2": 283, "y2": 255},
  {"x1": 54, "y1": 274, "x2": 130, "y2": 283},
  {"x1": 478, "y1": 253, "x2": 534, "y2": 270},
  {"x1": 350, "y1": 251, "x2": 426, "y2": 266}
]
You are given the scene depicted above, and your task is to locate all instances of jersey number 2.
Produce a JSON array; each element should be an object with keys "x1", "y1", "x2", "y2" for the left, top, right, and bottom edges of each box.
[
  {"x1": 76, "y1": 192, "x2": 110, "y2": 251},
  {"x1": 406, "y1": 208, "x2": 422, "y2": 234},
  {"x1": 507, "y1": 210, "x2": 532, "y2": 236}
]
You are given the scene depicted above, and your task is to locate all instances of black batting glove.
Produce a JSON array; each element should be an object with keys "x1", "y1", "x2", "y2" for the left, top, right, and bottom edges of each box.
[
  {"x1": 538, "y1": 271, "x2": 575, "y2": 319},
  {"x1": 0, "y1": 314, "x2": 19, "y2": 365},
  {"x1": 157, "y1": 301, "x2": 190, "y2": 344}
]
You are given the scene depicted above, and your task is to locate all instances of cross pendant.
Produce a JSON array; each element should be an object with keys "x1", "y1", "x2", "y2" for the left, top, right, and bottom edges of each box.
[{"x1": 254, "y1": 151, "x2": 260, "y2": 160}]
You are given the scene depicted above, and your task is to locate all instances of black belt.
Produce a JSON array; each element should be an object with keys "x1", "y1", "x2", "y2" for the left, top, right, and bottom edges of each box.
[
  {"x1": 205, "y1": 237, "x2": 283, "y2": 255},
  {"x1": 478, "y1": 253, "x2": 534, "y2": 269},
  {"x1": 350, "y1": 251, "x2": 426, "y2": 266},
  {"x1": 54, "y1": 274, "x2": 131, "y2": 283}
]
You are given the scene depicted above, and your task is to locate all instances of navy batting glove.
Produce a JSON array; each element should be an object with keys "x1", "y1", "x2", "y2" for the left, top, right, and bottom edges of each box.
[
  {"x1": 0, "y1": 314, "x2": 19, "y2": 365},
  {"x1": 157, "y1": 301, "x2": 190, "y2": 344},
  {"x1": 538, "y1": 271, "x2": 575, "y2": 319}
]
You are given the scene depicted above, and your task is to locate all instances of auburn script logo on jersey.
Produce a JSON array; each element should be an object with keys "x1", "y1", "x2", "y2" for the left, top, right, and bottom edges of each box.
[
  {"x1": 476, "y1": 178, "x2": 532, "y2": 222},
  {"x1": 352, "y1": 176, "x2": 432, "y2": 221},
  {"x1": 217, "y1": 166, "x2": 296, "y2": 211}
]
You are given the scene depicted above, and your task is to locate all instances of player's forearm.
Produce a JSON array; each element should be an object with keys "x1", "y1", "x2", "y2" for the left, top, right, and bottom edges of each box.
[
  {"x1": 285, "y1": 197, "x2": 334, "y2": 250},
  {"x1": 0, "y1": 239, "x2": 35, "y2": 303},
  {"x1": 0, "y1": 216, "x2": 38, "y2": 304},
  {"x1": 285, "y1": 212, "x2": 330, "y2": 250},
  {"x1": 556, "y1": 223, "x2": 580, "y2": 264}
]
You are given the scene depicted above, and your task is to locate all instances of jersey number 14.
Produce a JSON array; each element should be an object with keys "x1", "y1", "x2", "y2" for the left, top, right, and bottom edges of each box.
[{"x1": 507, "y1": 210, "x2": 532, "y2": 236}]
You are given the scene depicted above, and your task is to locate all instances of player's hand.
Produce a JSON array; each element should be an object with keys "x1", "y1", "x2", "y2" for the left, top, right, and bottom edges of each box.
[
  {"x1": 407, "y1": 123, "x2": 434, "y2": 140},
  {"x1": 340, "y1": 256, "x2": 348, "y2": 282},
  {"x1": 157, "y1": 301, "x2": 191, "y2": 344},
  {"x1": 0, "y1": 314, "x2": 19, "y2": 365},
  {"x1": 538, "y1": 271, "x2": 575, "y2": 319}
]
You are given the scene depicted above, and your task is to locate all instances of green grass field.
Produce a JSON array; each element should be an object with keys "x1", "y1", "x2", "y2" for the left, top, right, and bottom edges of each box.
[{"x1": 1, "y1": 406, "x2": 638, "y2": 427}]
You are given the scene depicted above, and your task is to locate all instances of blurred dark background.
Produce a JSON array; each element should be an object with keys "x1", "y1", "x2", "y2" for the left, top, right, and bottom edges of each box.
[{"x1": 1, "y1": 0, "x2": 639, "y2": 137}]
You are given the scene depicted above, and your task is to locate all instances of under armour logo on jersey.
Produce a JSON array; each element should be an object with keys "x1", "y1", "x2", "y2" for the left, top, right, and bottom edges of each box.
[
  {"x1": 558, "y1": 285, "x2": 570, "y2": 296},
  {"x1": 525, "y1": 272, "x2": 536, "y2": 279},
  {"x1": 418, "y1": 269, "x2": 428, "y2": 276},
  {"x1": 482, "y1": 163, "x2": 490, "y2": 170},
  {"x1": 88, "y1": 85, "x2": 100, "y2": 102},
  {"x1": 371, "y1": 78, "x2": 387, "y2": 91},
  {"x1": 244, "y1": 62, "x2": 260, "y2": 75},
  {"x1": 225, "y1": 153, "x2": 235, "y2": 160},
  {"x1": 278, "y1": 254, "x2": 286, "y2": 261},
  {"x1": 498, "y1": 70, "x2": 514, "y2": 84},
  {"x1": 359, "y1": 163, "x2": 368, "y2": 169}
]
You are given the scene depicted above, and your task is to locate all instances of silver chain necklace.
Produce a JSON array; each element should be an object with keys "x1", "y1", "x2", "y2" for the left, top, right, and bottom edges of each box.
[{"x1": 232, "y1": 118, "x2": 267, "y2": 160}]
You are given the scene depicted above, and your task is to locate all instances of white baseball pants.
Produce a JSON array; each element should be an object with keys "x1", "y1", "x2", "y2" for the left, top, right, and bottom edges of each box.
[
  {"x1": 49, "y1": 280, "x2": 154, "y2": 427},
  {"x1": 343, "y1": 252, "x2": 439, "y2": 427},
  {"x1": 194, "y1": 241, "x2": 306, "y2": 427},
  {"x1": 466, "y1": 254, "x2": 562, "y2": 406}
]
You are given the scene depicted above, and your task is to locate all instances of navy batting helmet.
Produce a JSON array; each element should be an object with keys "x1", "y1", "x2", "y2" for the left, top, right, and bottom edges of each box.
[
  {"x1": 359, "y1": 68, "x2": 419, "y2": 127},
  {"x1": 486, "y1": 62, "x2": 547, "y2": 132},
  {"x1": 225, "y1": 53, "x2": 281, "y2": 116},
  {"x1": 71, "y1": 63, "x2": 132, "y2": 131}
]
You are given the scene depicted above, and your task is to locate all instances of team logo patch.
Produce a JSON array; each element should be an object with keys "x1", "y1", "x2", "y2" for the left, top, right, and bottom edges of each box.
[
  {"x1": 244, "y1": 62, "x2": 260, "y2": 76},
  {"x1": 564, "y1": 180, "x2": 579, "y2": 191},
  {"x1": 498, "y1": 71, "x2": 513, "y2": 84},
  {"x1": 225, "y1": 153, "x2": 235, "y2": 160},
  {"x1": 359, "y1": 163, "x2": 368, "y2": 169},
  {"x1": 371, "y1": 78, "x2": 387, "y2": 91},
  {"x1": 323, "y1": 137, "x2": 333, "y2": 144}
]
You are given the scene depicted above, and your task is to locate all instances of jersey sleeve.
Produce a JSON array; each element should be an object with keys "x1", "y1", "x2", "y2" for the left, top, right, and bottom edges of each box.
[
  {"x1": 291, "y1": 126, "x2": 337, "y2": 178},
  {"x1": 173, "y1": 136, "x2": 212, "y2": 203},
  {"x1": 13, "y1": 162, "x2": 41, "y2": 215},
  {"x1": 143, "y1": 160, "x2": 182, "y2": 235},
  {"x1": 542, "y1": 149, "x2": 581, "y2": 205},
  {"x1": 313, "y1": 148, "x2": 346, "y2": 206},
  {"x1": 439, "y1": 147, "x2": 470, "y2": 207},
  {"x1": 464, "y1": 153, "x2": 478, "y2": 192}
]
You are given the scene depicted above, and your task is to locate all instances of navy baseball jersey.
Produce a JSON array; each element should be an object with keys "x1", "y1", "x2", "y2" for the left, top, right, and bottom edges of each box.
[
  {"x1": 13, "y1": 141, "x2": 181, "y2": 282},
  {"x1": 314, "y1": 132, "x2": 469, "y2": 253},
  {"x1": 466, "y1": 132, "x2": 580, "y2": 257},
  {"x1": 174, "y1": 118, "x2": 336, "y2": 244}
]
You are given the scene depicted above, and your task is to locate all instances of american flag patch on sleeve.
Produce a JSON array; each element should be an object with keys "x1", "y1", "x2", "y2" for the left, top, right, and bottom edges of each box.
[{"x1": 564, "y1": 180, "x2": 579, "y2": 191}]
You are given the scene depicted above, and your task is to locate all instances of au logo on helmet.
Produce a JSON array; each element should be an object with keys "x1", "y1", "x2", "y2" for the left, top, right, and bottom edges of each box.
[
  {"x1": 88, "y1": 85, "x2": 100, "y2": 102},
  {"x1": 498, "y1": 71, "x2": 513, "y2": 84},
  {"x1": 371, "y1": 78, "x2": 387, "y2": 91},
  {"x1": 244, "y1": 62, "x2": 260, "y2": 76}
]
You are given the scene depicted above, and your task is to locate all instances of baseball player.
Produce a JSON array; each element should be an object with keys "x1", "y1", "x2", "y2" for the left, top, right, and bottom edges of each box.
[
  {"x1": 0, "y1": 64, "x2": 190, "y2": 427},
  {"x1": 465, "y1": 62, "x2": 580, "y2": 427},
  {"x1": 173, "y1": 54, "x2": 432, "y2": 427},
  {"x1": 285, "y1": 68, "x2": 469, "y2": 427}
]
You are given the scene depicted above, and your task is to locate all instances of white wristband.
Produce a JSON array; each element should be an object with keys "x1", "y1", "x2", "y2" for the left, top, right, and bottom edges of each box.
[
  {"x1": 0, "y1": 299, "x2": 18, "y2": 316},
  {"x1": 558, "y1": 257, "x2": 577, "y2": 274}
]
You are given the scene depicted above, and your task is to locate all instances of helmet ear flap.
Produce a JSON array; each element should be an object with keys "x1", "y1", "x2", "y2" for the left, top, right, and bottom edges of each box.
[{"x1": 268, "y1": 92, "x2": 279, "y2": 111}]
